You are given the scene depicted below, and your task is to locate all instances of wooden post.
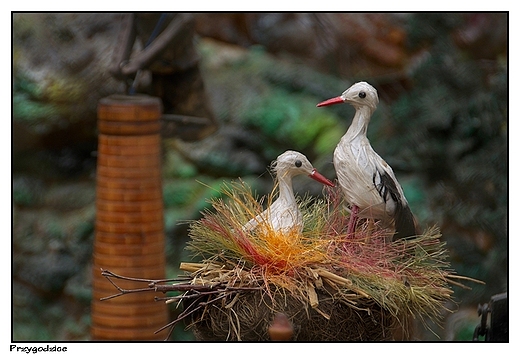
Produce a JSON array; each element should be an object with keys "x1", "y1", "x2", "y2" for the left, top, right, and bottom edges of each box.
[{"x1": 91, "y1": 95, "x2": 168, "y2": 340}]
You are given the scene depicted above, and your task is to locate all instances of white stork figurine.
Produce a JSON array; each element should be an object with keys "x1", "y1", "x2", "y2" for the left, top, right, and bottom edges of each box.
[
  {"x1": 243, "y1": 150, "x2": 334, "y2": 234},
  {"x1": 316, "y1": 82, "x2": 418, "y2": 241}
]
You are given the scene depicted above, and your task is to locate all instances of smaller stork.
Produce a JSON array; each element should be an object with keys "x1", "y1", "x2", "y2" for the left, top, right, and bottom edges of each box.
[
  {"x1": 243, "y1": 150, "x2": 334, "y2": 234},
  {"x1": 316, "y1": 82, "x2": 418, "y2": 241}
]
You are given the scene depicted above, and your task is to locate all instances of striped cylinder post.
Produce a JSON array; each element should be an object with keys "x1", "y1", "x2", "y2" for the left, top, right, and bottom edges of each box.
[{"x1": 91, "y1": 95, "x2": 169, "y2": 340}]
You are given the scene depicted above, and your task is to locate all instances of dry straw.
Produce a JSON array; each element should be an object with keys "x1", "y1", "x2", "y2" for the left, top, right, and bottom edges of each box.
[{"x1": 181, "y1": 180, "x2": 481, "y2": 340}]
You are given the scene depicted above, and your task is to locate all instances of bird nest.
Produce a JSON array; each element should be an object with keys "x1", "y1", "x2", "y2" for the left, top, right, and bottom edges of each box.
[{"x1": 101, "y1": 181, "x2": 481, "y2": 341}]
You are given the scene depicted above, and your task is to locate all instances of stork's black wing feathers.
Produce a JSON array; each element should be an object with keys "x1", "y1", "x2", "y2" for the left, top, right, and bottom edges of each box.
[
  {"x1": 393, "y1": 203, "x2": 418, "y2": 241},
  {"x1": 373, "y1": 170, "x2": 418, "y2": 241}
]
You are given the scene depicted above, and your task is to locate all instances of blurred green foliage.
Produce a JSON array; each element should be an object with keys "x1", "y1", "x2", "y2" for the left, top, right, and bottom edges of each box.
[{"x1": 243, "y1": 88, "x2": 340, "y2": 151}]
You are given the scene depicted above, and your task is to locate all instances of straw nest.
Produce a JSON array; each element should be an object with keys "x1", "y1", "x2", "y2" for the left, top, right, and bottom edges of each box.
[{"x1": 171, "y1": 180, "x2": 479, "y2": 341}]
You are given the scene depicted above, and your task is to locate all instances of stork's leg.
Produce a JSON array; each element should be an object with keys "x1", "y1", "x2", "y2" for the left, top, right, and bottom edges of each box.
[{"x1": 347, "y1": 205, "x2": 359, "y2": 236}]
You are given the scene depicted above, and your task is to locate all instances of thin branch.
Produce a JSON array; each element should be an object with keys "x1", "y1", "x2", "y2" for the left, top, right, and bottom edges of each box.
[
  {"x1": 445, "y1": 278, "x2": 472, "y2": 290},
  {"x1": 446, "y1": 273, "x2": 485, "y2": 284},
  {"x1": 154, "y1": 283, "x2": 218, "y2": 293},
  {"x1": 98, "y1": 267, "x2": 264, "y2": 340},
  {"x1": 154, "y1": 292, "x2": 207, "y2": 336},
  {"x1": 154, "y1": 304, "x2": 202, "y2": 335},
  {"x1": 226, "y1": 286, "x2": 263, "y2": 291},
  {"x1": 99, "y1": 276, "x2": 156, "y2": 301},
  {"x1": 159, "y1": 290, "x2": 226, "y2": 304},
  {"x1": 198, "y1": 292, "x2": 232, "y2": 307},
  {"x1": 101, "y1": 268, "x2": 190, "y2": 285},
  {"x1": 99, "y1": 268, "x2": 205, "y2": 300}
]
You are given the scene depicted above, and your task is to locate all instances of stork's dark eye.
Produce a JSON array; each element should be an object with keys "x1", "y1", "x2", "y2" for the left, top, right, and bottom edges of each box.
[
  {"x1": 359, "y1": 92, "x2": 366, "y2": 98},
  {"x1": 295, "y1": 160, "x2": 302, "y2": 168}
]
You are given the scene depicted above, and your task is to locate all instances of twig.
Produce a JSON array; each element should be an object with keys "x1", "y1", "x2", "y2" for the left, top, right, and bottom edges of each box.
[
  {"x1": 314, "y1": 268, "x2": 353, "y2": 286},
  {"x1": 154, "y1": 290, "x2": 229, "y2": 338},
  {"x1": 99, "y1": 268, "x2": 199, "y2": 301},
  {"x1": 101, "y1": 268, "x2": 190, "y2": 284},
  {"x1": 446, "y1": 274, "x2": 485, "y2": 284},
  {"x1": 155, "y1": 292, "x2": 215, "y2": 303},
  {"x1": 226, "y1": 286, "x2": 263, "y2": 291},
  {"x1": 154, "y1": 283, "x2": 218, "y2": 293},
  {"x1": 99, "y1": 276, "x2": 156, "y2": 301},
  {"x1": 163, "y1": 289, "x2": 226, "y2": 304},
  {"x1": 154, "y1": 300, "x2": 203, "y2": 337},
  {"x1": 445, "y1": 278, "x2": 472, "y2": 290}
]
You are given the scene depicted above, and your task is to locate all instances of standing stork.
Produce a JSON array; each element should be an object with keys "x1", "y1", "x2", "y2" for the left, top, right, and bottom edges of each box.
[{"x1": 316, "y1": 82, "x2": 418, "y2": 241}]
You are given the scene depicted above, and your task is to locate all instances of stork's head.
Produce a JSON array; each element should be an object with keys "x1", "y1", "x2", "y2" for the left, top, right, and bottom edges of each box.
[
  {"x1": 271, "y1": 151, "x2": 334, "y2": 186},
  {"x1": 316, "y1": 81, "x2": 379, "y2": 112}
]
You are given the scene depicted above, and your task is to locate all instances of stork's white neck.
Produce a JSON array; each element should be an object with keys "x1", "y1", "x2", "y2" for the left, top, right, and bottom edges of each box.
[
  {"x1": 344, "y1": 105, "x2": 374, "y2": 141},
  {"x1": 276, "y1": 172, "x2": 297, "y2": 205}
]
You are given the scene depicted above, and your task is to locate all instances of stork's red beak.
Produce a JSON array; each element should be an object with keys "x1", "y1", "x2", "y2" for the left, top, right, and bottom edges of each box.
[
  {"x1": 316, "y1": 96, "x2": 344, "y2": 107},
  {"x1": 309, "y1": 169, "x2": 335, "y2": 187}
]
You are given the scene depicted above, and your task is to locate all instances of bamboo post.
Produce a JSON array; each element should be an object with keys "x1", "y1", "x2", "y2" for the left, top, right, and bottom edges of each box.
[{"x1": 91, "y1": 95, "x2": 168, "y2": 340}]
